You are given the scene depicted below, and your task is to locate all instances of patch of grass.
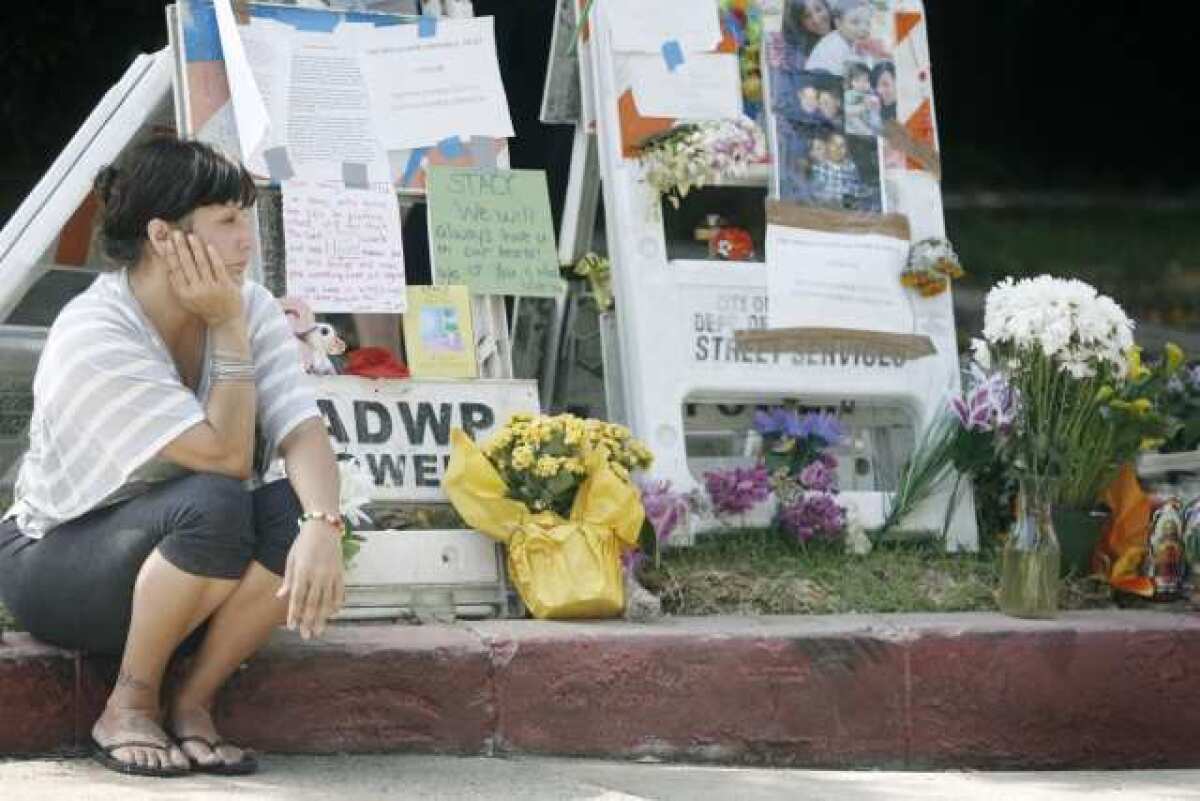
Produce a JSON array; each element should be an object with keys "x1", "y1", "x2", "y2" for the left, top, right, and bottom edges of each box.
[
  {"x1": 948, "y1": 206, "x2": 1200, "y2": 325},
  {"x1": 638, "y1": 529, "x2": 1116, "y2": 616},
  {"x1": 0, "y1": 602, "x2": 16, "y2": 632}
]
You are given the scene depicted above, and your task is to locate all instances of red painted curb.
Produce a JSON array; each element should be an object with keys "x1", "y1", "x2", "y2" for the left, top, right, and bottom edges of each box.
[
  {"x1": 1, "y1": 612, "x2": 1197, "y2": 768},
  {"x1": 0, "y1": 636, "x2": 75, "y2": 754}
]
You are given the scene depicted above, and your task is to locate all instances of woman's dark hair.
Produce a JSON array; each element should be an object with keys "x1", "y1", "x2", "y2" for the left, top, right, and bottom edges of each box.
[
  {"x1": 869, "y1": 61, "x2": 896, "y2": 91},
  {"x1": 94, "y1": 137, "x2": 257, "y2": 266},
  {"x1": 783, "y1": 0, "x2": 831, "y2": 50}
]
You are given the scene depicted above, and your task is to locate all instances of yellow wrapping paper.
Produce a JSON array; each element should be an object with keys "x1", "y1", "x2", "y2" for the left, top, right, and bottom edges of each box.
[{"x1": 444, "y1": 429, "x2": 645, "y2": 619}]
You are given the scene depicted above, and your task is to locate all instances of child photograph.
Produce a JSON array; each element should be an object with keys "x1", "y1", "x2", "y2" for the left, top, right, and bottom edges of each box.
[
  {"x1": 843, "y1": 60, "x2": 881, "y2": 135},
  {"x1": 778, "y1": 127, "x2": 883, "y2": 212},
  {"x1": 803, "y1": 0, "x2": 891, "y2": 77},
  {"x1": 771, "y1": 69, "x2": 844, "y2": 130},
  {"x1": 419, "y1": 305, "x2": 465, "y2": 353}
]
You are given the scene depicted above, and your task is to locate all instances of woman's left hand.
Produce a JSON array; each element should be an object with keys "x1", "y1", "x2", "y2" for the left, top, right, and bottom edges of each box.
[{"x1": 277, "y1": 520, "x2": 345, "y2": 639}]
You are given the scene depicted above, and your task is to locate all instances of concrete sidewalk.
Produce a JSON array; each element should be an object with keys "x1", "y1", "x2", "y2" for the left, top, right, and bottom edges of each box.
[{"x1": 3, "y1": 755, "x2": 1199, "y2": 801}]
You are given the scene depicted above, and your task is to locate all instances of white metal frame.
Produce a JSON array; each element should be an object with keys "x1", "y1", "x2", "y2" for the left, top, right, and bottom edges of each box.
[{"x1": 579, "y1": 2, "x2": 977, "y2": 548}]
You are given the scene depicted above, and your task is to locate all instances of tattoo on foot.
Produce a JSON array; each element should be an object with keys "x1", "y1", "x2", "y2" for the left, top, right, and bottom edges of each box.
[{"x1": 116, "y1": 670, "x2": 152, "y2": 692}]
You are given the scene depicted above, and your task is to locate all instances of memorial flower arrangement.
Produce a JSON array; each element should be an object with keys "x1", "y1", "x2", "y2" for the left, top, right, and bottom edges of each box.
[
  {"x1": 877, "y1": 365, "x2": 1019, "y2": 544},
  {"x1": 480, "y1": 413, "x2": 653, "y2": 517},
  {"x1": 899, "y1": 237, "x2": 965, "y2": 298},
  {"x1": 762, "y1": 410, "x2": 848, "y2": 545},
  {"x1": 702, "y1": 407, "x2": 849, "y2": 548},
  {"x1": 637, "y1": 117, "x2": 762, "y2": 210},
  {"x1": 445, "y1": 413, "x2": 653, "y2": 619},
  {"x1": 570, "y1": 252, "x2": 613, "y2": 311},
  {"x1": 623, "y1": 478, "x2": 700, "y2": 572},
  {"x1": 972, "y1": 275, "x2": 1138, "y2": 617},
  {"x1": 976, "y1": 276, "x2": 1137, "y2": 507}
]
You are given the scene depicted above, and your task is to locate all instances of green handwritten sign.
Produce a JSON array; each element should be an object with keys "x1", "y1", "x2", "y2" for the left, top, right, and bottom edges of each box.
[{"x1": 427, "y1": 167, "x2": 565, "y2": 297}]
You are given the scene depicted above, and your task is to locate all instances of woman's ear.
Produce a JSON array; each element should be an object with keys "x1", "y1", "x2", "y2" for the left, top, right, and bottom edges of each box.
[{"x1": 146, "y1": 219, "x2": 174, "y2": 258}]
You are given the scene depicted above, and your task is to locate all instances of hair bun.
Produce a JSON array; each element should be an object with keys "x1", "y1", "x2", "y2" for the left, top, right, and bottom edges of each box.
[{"x1": 94, "y1": 165, "x2": 121, "y2": 205}]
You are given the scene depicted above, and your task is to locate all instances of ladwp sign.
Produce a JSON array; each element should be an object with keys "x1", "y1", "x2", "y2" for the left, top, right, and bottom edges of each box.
[{"x1": 308, "y1": 376, "x2": 540, "y2": 502}]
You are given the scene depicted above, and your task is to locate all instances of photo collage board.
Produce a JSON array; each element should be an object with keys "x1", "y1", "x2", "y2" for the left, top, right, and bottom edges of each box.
[{"x1": 764, "y1": 0, "x2": 901, "y2": 213}]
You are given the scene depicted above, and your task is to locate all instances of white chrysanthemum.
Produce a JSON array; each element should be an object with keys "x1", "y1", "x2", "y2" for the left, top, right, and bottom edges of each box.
[
  {"x1": 338, "y1": 457, "x2": 375, "y2": 527},
  {"x1": 983, "y1": 274, "x2": 1132, "y2": 376}
]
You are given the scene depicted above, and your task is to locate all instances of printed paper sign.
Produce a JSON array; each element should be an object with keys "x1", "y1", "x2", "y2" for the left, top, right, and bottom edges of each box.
[
  {"x1": 765, "y1": 225, "x2": 911, "y2": 333},
  {"x1": 358, "y1": 16, "x2": 514, "y2": 151},
  {"x1": 426, "y1": 167, "x2": 564, "y2": 298},
  {"x1": 310, "y1": 375, "x2": 539, "y2": 502}
]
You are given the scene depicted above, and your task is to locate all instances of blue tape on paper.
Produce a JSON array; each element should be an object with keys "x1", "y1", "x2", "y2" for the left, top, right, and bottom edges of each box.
[
  {"x1": 341, "y1": 162, "x2": 369, "y2": 189},
  {"x1": 418, "y1": 15, "x2": 438, "y2": 38},
  {"x1": 661, "y1": 39, "x2": 685, "y2": 71},
  {"x1": 466, "y1": 137, "x2": 497, "y2": 166},
  {"x1": 401, "y1": 147, "x2": 429, "y2": 186},
  {"x1": 438, "y1": 137, "x2": 465, "y2": 159},
  {"x1": 262, "y1": 146, "x2": 295, "y2": 182},
  {"x1": 253, "y1": 5, "x2": 341, "y2": 32},
  {"x1": 184, "y1": 2, "x2": 224, "y2": 62}
]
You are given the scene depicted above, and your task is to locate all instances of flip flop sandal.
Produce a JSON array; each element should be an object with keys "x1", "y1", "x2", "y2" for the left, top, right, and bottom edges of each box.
[
  {"x1": 91, "y1": 738, "x2": 190, "y2": 778},
  {"x1": 175, "y1": 735, "x2": 260, "y2": 776}
]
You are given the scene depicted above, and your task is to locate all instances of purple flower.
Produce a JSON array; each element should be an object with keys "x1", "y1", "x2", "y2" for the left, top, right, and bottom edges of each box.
[
  {"x1": 637, "y1": 479, "x2": 689, "y2": 545},
  {"x1": 796, "y1": 412, "x2": 847, "y2": 448},
  {"x1": 754, "y1": 408, "x2": 847, "y2": 448},
  {"x1": 704, "y1": 464, "x2": 772, "y2": 516},
  {"x1": 622, "y1": 549, "x2": 648, "y2": 573},
  {"x1": 778, "y1": 492, "x2": 846, "y2": 543},
  {"x1": 752, "y1": 408, "x2": 799, "y2": 437},
  {"x1": 951, "y1": 372, "x2": 1017, "y2": 433},
  {"x1": 798, "y1": 459, "x2": 836, "y2": 492}
]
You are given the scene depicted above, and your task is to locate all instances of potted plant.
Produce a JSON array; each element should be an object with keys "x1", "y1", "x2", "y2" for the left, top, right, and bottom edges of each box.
[{"x1": 444, "y1": 413, "x2": 653, "y2": 619}]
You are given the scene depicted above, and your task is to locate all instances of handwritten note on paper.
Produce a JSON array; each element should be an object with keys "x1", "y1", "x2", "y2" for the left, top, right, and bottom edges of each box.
[
  {"x1": 765, "y1": 225, "x2": 912, "y2": 334},
  {"x1": 281, "y1": 180, "x2": 407, "y2": 313},
  {"x1": 426, "y1": 167, "x2": 564, "y2": 298}
]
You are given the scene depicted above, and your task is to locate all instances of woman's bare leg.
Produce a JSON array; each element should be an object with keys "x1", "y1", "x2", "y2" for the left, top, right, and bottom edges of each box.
[
  {"x1": 92, "y1": 551, "x2": 240, "y2": 772},
  {"x1": 169, "y1": 561, "x2": 291, "y2": 767}
]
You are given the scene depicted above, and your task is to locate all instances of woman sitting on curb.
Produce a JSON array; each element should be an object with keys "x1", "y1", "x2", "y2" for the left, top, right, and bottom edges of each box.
[{"x1": 0, "y1": 138, "x2": 344, "y2": 777}]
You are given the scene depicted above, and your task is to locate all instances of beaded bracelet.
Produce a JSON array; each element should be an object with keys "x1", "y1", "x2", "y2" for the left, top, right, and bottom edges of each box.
[{"x1": 298, "y1": 510, "x2": 345, "y2": 536}]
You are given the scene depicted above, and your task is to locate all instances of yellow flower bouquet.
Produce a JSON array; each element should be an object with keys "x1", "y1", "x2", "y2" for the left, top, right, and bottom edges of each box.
[{"x1": 444, "y1": 414, "x2": 653, "y2": 619}]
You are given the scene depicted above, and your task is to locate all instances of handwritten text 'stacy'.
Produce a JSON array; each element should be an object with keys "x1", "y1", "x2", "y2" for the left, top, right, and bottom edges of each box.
[
  {"x1": 427, "y1": 167, "x2": 564, "y2": 298},
  {"x1": 281, "y1": 180, "x2": 407, "y2": 313}
]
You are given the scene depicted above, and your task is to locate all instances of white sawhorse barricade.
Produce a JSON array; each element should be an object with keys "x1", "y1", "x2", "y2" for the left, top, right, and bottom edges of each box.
[{"x1": 580, "y1": 2, "x2": 978, "y2": 548}]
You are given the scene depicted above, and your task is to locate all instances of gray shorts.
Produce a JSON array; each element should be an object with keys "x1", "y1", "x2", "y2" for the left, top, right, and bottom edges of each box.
[{"x1": 0, "y1": 473, "x2": 303, "y2": 655}]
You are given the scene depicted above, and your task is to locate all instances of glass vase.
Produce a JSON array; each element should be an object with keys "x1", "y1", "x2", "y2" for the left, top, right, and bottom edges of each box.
[{"x1": 998, "y1": 484, "x2": 1061, "y2": 619}]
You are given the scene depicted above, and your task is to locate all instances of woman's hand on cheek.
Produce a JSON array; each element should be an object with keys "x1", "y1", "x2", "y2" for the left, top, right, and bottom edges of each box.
[{"x1": 165, "y1": 231, "x2": 243, "y2": 327}]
